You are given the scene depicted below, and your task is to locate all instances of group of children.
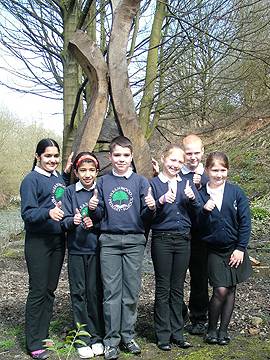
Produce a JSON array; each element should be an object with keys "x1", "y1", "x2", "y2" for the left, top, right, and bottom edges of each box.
[{"x1": 20, "y1": 135, "x2": 252, "y2": 360}]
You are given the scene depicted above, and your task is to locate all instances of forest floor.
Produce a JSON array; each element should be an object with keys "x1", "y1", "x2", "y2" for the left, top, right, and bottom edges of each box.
[{"x1": 0, "y1": 223, "x2": 269, "y2": 360}]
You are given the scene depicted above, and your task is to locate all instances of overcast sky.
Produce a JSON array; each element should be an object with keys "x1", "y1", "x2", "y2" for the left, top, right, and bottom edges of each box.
[{"x1": 0, "y1": 52, "x2": 63, "y2": 135}]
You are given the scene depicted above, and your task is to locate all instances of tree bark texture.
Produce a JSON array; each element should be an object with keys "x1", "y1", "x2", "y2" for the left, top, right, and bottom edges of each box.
[
  {"x1": 68, "y1": 30, "x2": 109, "y2": 154},
  {"x1": 138, "y1": 0, "x2": 167, "y2": 139},
  {"x1": 109, "y1": 0, "x2": 152, "y2": 178}
]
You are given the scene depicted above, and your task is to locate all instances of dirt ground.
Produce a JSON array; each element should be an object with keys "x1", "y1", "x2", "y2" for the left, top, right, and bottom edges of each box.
[{"x1": 0, "y1": 232, "x2": 269, "y2": 360}]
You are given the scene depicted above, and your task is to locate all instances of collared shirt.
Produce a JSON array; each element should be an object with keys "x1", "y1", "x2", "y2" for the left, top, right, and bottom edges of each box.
[
  {"x1": 181, "y1": 162, "x2": 204, "y2": 175},
  {"x1": 75, "y1": 180, "x2": 96, "y2": 192},
  {"x1": 34, "y1": 166, "x2": 58, "y2": 177},
  {"x1": 206, "y1": 182, "x2": 225, "y2": 211},
  {"x1": 112, "y1": 167, "x2": 133, "y2": 179},
  {"x1": 158, "y1": 172, "x2": 181, "y2": 195}
]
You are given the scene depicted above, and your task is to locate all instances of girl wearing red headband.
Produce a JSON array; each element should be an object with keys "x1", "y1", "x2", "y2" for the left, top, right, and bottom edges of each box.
[{"x1": 61, "y1": 152, "x2": 104, "y2": 359}]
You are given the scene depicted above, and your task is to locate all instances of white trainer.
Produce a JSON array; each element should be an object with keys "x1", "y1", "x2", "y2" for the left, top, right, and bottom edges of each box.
[
  {"x1": 77, "y1": 346, "x2": 94, "y2": 358},
  {"x1": 92, "y1": 342, "x2": 104, "y2": 356}
]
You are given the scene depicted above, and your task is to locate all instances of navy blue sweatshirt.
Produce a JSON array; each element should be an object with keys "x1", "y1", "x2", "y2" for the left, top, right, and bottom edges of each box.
[
  {"x1": 89, "y1": 171, "x2": 154, "y2": 234},
  {"x1": 61, "y1": 183, "x2": 99, "y2": 255},
  {"x1": 180, "y1": 165, "x2": 208, "y2": 188},
  {"x1": 20, "y1": 170, "x2": 66, "y2": 234},
  {"x1": 150, "y1": 176, "x2": 202, "y2": 234},
  {"x1": 198, "y1": 182, "x2": 251, "y2": 251}
]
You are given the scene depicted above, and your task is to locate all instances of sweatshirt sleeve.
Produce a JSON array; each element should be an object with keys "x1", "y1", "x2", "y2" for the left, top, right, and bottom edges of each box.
[
  {"x1": 235, "y1": 187, "x2": 251, "y2": 251},
  {"x1": 20, "y1": 176, "x2": 50, "y2": 224},
  {"x1": 61, "y1": 186, "x2": 76, "y2": 231}
]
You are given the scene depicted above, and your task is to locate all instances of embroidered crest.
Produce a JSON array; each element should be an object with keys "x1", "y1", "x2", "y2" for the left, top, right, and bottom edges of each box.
[
  {"x1": 108, "y1": 186, "x2": 133, "y2": 212},
  {"x1": 51, "y1": 183, "x2": 65, "y2": 205}
]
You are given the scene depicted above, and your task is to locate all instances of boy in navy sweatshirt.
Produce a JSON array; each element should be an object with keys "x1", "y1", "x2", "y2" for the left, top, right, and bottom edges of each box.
[
  {"x1": 61, "y1": 152, "x2": 104, "y2": 359},
  {"x1": 89, "y1": 136, "x2": 155, "y2": 360},
  {"x1": 180, "y1": 134, "x2": 209, "y2": 335}
]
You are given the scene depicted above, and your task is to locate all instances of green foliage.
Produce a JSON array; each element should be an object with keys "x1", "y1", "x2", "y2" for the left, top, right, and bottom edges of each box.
[
  {"x1": 0, "y1": 108, "x2": 61, "y2": 207},
  {"x1": 44, "y1": 323, "x2": 91, "y2": 360},
  {"x1": 251, "y1": 207, "x2": 270, "y2": 220},
  {"x1": 0, "y1": 338, "x2": 15, "y2": 351}
]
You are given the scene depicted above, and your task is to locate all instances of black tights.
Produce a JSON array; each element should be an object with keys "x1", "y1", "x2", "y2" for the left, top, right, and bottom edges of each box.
[{"x1": 208, "y1": 286, "x2": 236, "y2": 336}]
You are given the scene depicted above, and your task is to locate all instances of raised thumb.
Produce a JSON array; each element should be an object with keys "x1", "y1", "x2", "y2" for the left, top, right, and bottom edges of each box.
[
  {"x1": 147, "y1": 187, "x2": 152, "y2": 196},
  {"x1": 185, "y1": 180, "x2": 190, "y2": 188},
  {"x1": 75, "y1": 208, "x2": 80, "y2": 214},
  {"x1": 56, "y1": 201, "x2": 62, "y2": 208},
  {"x1": 93, "y1": 189, "x2": 98, "y2": 198}
]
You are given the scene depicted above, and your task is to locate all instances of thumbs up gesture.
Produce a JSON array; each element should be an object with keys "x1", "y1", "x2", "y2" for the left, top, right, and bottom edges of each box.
[
  {"x1": 74, "y1": 208, "x2": 82, "y2": 225},
  {"x1": 204, "y1": 197, "x2": 216, "y2": 212},
  {"x1": 159, "y1": 186, "x2": 176, "y2": 204},
  {"x1": 184, "y1": 179, "x2": 195, "y2": 200},
  {"x1": 193, "y1": 168, "x2": 202, "y2": 188},
  {"x1": 89, "y1": 188, "x2": 99, "y2": 210},
  {"x1": 145, "y1": 187, "x2": 156, "y2": 210},
  {"x1": 49, "y1": 201, "x2": 64, "y2": 221}
]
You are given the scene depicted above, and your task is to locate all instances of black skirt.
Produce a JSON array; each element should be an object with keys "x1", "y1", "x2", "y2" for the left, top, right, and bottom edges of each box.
[{"x1": 207, "y1": 246, "x2": 253, "y2": 287}]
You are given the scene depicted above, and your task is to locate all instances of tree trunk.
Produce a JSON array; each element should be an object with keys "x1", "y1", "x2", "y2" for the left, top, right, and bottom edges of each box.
[
  {"x1": 62, "y1": 5, "x2": 84, "y2": 166},
  {"x1": 109, "y1": 0, "x2": 152, "y2": 178},
  {"x1": 68, "y1": 30, "x2": 109, "y2": 154},
  {"x1": 138, "y1": 0, "x2": 167, "y2": 139}
]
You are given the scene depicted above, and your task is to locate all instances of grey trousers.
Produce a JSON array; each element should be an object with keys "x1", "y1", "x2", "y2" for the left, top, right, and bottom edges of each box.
[{"x1": 99, "y1": 233, "x2": 145, "y2": 347}]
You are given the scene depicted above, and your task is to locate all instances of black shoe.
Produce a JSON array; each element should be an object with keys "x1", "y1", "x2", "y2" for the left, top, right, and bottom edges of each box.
[
  {"x1": 157, "y1": 343, "x2": 171, "y2": 351},
  {"x1": 218, "y1": 335, "x2": 230, "y2": 346},
  {"x1": 122, "y1": 339, "x2": 141, "y2": 354},
  {"x1": 171, "y1": 339, "x2": 192, "y2": 349},
  {"x1": 104, "y1": 346, "x2": 120, "y2": 360},
  {"x1": 188, "y1": 322, "x2": 206, "y2": 335},
  {"x1": 204, "y1": 333, "x2": 218, "y2": 345}
]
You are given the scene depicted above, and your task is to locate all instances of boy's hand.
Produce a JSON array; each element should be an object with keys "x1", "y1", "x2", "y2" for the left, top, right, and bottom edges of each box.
[
  {"x1": 152, "y1": 158, "x2": 159, "y2": 177},
  {"x1": 203, "y1": 198, "x2": 215, "y2": 212},
  {"x1": 63, "y1": 151, "x2": 74, "y2": 174},
  {"x1": 229, "y1": 249, "x2": 244, "y2": 268},
  {"x1": 145, "y1": 187, "x2": 156, "y2": 210},
  {"x1": 49, "y1": 201, "x2": 64, "y2": 221},
  {"x1": 193, "y1": 173, "x2": 202, "y2": 188},
  {"x1": 184, "y1": 180, "x2": 195, "y2": 200},
  {"x1": 83, "y1": 216, "x2": 93, "y2": 229},
  {"x1": 89, "y1": 189, "x2": 99, "y2": 210},
  {"x1": 159, "y1": 188, "x2": 176, "y2": 204},
  {"x1": 74, "y1": 208, "x2": 82, "y2": 225}
]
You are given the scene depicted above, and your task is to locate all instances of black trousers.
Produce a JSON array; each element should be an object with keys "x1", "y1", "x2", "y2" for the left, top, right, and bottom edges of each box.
[
  {"x1": 68, "y1": 253, "x2": 104, "y2": 346},
  {"x1": 188, "y1": 238, "x2": 209, "y2": 324},
  {"x1": 151, "y1": 232, "x2": 190, "y2": 344},
  {"x1": 25, "y1": 232, "x2": 65, "y2": 352}
]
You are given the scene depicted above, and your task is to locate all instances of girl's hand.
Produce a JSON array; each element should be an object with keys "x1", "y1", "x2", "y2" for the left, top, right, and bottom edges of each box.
[
  {"x1": 159, "y1": 188, "x2": 176, "y2": 204},
  {"x1": 204, "y1": 198, "x2": 215, "y2": 212},
  {"x1": 83, "y1": 216, "x2": 93, "y2": 229},
  {"x1": 74, "y1": 208, "x2": 82, "y2": 225},
  {"x1": 145, "y1": 187, "x2": 156, "y2": 210},
  {"x1": 229, "y1": 249, "x2": 244, "y2": 268},
  {"x1": 49, "y1": 201, "x2": 64, "y2": 221},
  {"x1": 63, "y1": 152, "x2": 74, "y2": 174},
  {"x1": 89, "y1": 189, "x2": 99, "y2": 210},
  {"x1": 184, "y1": 180, "x2": 195, "y2": 200}
]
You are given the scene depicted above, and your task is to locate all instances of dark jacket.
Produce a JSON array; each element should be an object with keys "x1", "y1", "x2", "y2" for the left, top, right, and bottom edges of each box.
[{"x1": 198, "y1": 182, "x2": 251, "y2": 251}]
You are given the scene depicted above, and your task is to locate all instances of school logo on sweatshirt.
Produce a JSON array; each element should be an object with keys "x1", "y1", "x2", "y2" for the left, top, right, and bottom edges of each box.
[
  {"x1": 79, "y1": 203, "x2": 89, "y2": 218},
  {"x1": 51, "y1": 183, "x2": 65, "y2": 205},
  {"x1": 109, "y1": 186, "x2": 133, "y2": 211}
]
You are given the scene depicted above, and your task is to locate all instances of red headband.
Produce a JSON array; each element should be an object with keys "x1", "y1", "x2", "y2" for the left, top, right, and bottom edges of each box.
[{"x1": 75, "y1": 155, "x2": 99, "y2": 169}]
